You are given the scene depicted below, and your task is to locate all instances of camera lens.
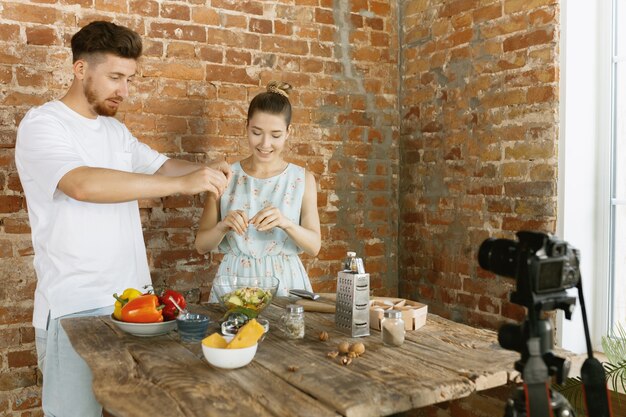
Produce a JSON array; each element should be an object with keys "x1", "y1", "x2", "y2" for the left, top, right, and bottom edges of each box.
[{"x1": 478, "y1": 238, "x2": 518, "y2": 278}]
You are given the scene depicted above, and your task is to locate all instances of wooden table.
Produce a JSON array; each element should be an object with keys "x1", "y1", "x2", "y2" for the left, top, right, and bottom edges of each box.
[{"x1": 62, "y1": 299, "x2": 519, "y2": 417}]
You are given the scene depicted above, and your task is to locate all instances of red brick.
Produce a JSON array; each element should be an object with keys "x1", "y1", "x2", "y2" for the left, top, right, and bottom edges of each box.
[
  {"x1": 371, "y1": 1, "x2": 390, "y2": 16},
  {"x1": 7, "y1": 350, "x2": 37, "y2": 368},
  {"x1": 503, "y1": 29, "x2": 553, "y2": 52},
  {"x1": 225, "y1": 50, "x2": 251, "y2": 65},
  {"x1": 317, "y1": 244, "x2": 349, "y2": 261},
  {"x1": 275, "y1": 20, "x2": 292, "y2": 35},
  {"x1": 315, "y1": 8, "x2": 334, "y2": 25},
  {"x1": 3, "y1": 3, "x2": 61, "y2": 24},
  {"x1": 192, "y1": 7, "x2": 220, "y2": 25},
  {"x1": 0, "y1": 24, "x2": 20, "y2": 42},
  {"x1": 205, "y1": 64, "x2": 256, "y2": 85},
  {"x1": 0, "y1": 369, "x2": 37, "y2": 391},
  {"x1": 149, "y1": 23, "x2": 206, "y2": 42},
  {"x1": 439, "y1": 0, "x2": 478, "y2": 18},
  {"x1": 365, "y1": 17, "x2": 384, "y2": 30},
  {"x1": 504, "y1": 0, "x2": 557, "y2": 14},
  {"x1": 198, "y1": 46, "x2": 223, "y2": 63},
  {"x1": 261, "y1": 36, "x2": 309, "y2": 55},
  {"x1": 0, "y1": 305, "x2": 32, "y2": 325},
  {"x1": 130, "y1": 0, "x2": 158, "y2": 16},
  {"x1": 0, "y1": 196, "x2": 24, "y2": 213},
  {"x1": 474, "y1": 4, "x2": 502, "y2": 22},
  {"x1": 249, "y1": 18, "x2": 272, "y2": 34},
  {"x1": 94, "y1": 0, "x2": 126, "y2": 13},
  {"x1": 211, "y1": 0, "x2": 263, "y2": 15},
  {"x1": 526, "y1": 85, "x2": 554, "y2": 103},
  {"x1": 166, "y1": 42, "x2": 196, "y2": 59},
  {"x1": 161, "y1": 2, "x2": 190, "y2": 20}
]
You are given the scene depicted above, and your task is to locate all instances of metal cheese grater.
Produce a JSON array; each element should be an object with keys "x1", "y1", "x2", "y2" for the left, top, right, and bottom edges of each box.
[{"x1": 335, "y1": 254, "x2": 370, "y2": 337}]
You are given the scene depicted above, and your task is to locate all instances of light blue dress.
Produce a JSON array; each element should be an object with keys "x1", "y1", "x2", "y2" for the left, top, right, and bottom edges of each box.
[{"x1": 214, "y1": 161, "x2": 313, "y2": 296}]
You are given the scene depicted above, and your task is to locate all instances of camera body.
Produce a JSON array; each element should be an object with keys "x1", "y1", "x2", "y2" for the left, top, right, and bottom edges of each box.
[{"x1": 478, "y1": 231, "x2": 580, "y2": 315}]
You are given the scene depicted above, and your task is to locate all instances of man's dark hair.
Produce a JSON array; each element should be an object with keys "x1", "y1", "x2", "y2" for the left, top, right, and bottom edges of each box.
[{"x1": 71, "y1": 21, "x2": 142, "y2": 63}]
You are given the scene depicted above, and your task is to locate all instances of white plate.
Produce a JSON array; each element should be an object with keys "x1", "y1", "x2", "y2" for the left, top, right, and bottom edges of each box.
[{"x1": 110, "y1": 316, "x2": 177, "y2": 337}]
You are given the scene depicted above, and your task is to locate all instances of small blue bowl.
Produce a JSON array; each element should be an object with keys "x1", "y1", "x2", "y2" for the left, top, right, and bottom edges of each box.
[{"x1": 176, "y1": 313, "x2": 210, "y2": 343}]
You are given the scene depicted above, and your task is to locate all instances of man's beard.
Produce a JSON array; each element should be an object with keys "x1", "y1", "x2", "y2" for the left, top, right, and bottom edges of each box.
[{"x1": 84, "y1": 78, "x2": 121, "y2": 117}]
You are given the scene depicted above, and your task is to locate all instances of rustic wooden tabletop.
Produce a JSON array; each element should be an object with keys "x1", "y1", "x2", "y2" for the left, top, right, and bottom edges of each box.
[{"x1": 62, "y1": 298, "x2": 518, "y2": 417}]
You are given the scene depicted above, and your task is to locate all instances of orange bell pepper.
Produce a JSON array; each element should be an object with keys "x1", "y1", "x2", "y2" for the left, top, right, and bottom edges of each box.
[{"x1": 121, "y1": 294, "x2": 164, "y2": 323}]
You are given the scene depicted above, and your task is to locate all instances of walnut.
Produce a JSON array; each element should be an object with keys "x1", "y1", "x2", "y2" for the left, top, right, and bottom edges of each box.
[
  {"x1": 318, "y1": 331, "x2": 329, "y2": 341},
  {"x1": 338, "y1": 341, "x2": 350, "y2": 354},
  {"x1": 349, "y1": 342, "x2": 365, "y2": 356},
  {"x1": 340, "y1": 356, "x2": 352, "y2": 366},
  {"x1": 287, "y1": 365, "x2": 299, "y2": 372},
  {"x1": 327, "y1": 351, "x2": 339, "y2": 359},
  {"x1": 347, "y1": 351, "x2": 358, "y2": 359}
]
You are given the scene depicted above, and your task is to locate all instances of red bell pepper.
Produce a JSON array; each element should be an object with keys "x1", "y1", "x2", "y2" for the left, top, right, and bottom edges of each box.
[
  {"x1": 159, "y1": 289, "x2": 187, "y2": 321},
  {"x1": 121, "y1": 294, "x2": 164, "y2": 323}
]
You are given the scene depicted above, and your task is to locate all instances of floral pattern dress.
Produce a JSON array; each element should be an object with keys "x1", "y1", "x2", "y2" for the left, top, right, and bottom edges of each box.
[{"x1": 213, "y1": 161, "x2": 313, "y2": 297}]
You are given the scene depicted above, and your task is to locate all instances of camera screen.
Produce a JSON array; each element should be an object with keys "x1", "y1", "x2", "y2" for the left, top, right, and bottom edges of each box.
[{"x1": 536, "y1": 260, "x2": 564, "y2": 292}]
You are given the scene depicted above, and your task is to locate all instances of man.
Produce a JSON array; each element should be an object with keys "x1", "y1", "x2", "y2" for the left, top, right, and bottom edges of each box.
[{"x1": 15, "y1": 21, "x2": 230, "y2": 417}]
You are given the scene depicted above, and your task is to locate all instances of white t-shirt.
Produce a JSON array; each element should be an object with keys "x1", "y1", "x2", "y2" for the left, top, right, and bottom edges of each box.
[{"x1": 15, "y1": 101, "x2": 168, "y2": 330}]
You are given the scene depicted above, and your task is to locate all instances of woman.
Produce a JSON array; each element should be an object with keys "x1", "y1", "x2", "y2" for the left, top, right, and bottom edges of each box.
[{"x1": 195, "y1": 81, "x2": 321, "y2": 296}]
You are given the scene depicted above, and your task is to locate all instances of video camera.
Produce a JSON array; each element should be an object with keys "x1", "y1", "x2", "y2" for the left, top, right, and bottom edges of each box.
[
  {"x1": 479, "y1": 231, "x2": 579, "y2": 315},
  {"x1": 478, "y1": 231, "x2": 611, "y2": 417}
]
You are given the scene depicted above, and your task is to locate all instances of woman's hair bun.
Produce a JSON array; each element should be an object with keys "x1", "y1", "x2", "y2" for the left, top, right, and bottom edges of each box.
[{"x1": 266, "y1": 81, "x2": 292, "y2": 98}]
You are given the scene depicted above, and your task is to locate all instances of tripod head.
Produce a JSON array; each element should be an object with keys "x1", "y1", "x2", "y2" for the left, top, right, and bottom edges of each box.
[{"x1": 479, "y1": 231, "x2": 612, "y2": 417}]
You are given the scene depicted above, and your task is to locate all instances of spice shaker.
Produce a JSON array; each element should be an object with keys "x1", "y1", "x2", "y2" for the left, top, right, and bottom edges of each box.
[
  {"x1": 280, "y1": 304, "x2": 305, "y2": 339},
  {"x1": 343, "y1": 251, "x2": 357, "y2": 271},
  {"x1": 381, "y1": 310, "x2": 405, "y2": 347}
]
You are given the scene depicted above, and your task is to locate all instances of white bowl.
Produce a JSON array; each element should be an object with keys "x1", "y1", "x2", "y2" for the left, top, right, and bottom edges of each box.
[
  {"x1": 110, "y1": 316, "x2": 177, "y2": 337},
  {"x1": 202, "y1": 335, "x2": 258, "y2": 369}
]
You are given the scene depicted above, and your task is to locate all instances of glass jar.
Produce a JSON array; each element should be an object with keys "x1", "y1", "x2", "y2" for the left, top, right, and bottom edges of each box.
[
  {"x1": 381, "y1": 310, "x2": 405, "y2": 347},
  {"x1": 343, "y1": 251, "x2": 357, "y2": 272},
  {"x1": 280, "y1": 304, "x2": 305, "y2": 339}
]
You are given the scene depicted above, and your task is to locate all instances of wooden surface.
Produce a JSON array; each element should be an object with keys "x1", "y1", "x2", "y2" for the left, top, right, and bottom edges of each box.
[{"x1": 63, "y1": 298, "x2": 519, "y2": 417}]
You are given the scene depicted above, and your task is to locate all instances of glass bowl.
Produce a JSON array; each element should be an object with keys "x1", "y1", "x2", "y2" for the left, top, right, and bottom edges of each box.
[{"x1": 211, "y1": 275, "x2": 279, "y2": 318}]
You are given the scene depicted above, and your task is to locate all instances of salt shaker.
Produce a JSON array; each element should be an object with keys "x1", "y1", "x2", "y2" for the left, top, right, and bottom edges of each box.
[
  {"x1": 381, "y1": 310, "x2": 405, "y2": 347},
  {"x1": 343, "y1": 251, "x2": 357, "y2": 271},
  {"x1": 280, "y1": 304, "x2": 305, "y2": 339}
]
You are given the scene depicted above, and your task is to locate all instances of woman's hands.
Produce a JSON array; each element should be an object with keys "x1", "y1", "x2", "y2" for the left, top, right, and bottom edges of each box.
[
  {"x1": 250, "y1": 206, "x2": 292, "y2": 232},
  {"x1": 220, "y1": 210, "x2": 249, "y2": 236},
  {"x1": 221, "y1": 206, "x2": 292, "y2": 235}
]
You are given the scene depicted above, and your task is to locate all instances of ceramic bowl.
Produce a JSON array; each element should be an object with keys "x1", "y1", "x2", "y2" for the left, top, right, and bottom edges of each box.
[
  {"x1": 110, "y1": 316, "x2": 177, "y2": 337},
  {"x1": 202, "y1": 335, "x2": 258, "y2": 369}
]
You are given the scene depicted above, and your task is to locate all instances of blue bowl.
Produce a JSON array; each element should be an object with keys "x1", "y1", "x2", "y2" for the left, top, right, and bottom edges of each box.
[{"x1": 176, "y1": 313, "x2": 210, "y2": 343}]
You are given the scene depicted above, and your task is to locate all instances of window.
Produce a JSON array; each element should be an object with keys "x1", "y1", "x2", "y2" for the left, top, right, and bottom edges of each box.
[
  {"x1": 559, "y1": 1, "x2": 613, "y2": 353},
  {"x1": 609, "y1": 0, "x2": 626, "y2": 334}
]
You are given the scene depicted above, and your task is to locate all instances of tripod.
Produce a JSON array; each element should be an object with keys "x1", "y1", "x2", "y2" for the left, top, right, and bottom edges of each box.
[{"x1": 500, "y1": 280, "x2": 612, "y2": 417}]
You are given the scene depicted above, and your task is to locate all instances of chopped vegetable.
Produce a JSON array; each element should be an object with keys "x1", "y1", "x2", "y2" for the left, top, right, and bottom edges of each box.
[{"x1": 221, "y1": 287, "x2": 273, "y2": 312}]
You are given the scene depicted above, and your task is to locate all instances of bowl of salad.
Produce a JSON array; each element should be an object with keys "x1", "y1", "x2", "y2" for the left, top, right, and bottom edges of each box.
[{"x1": 211, "y1": 275, "x2": 279, "y2": 318}]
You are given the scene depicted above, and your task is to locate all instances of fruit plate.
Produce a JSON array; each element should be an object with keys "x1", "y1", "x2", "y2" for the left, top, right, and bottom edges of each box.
[{"x1": 110, "y1": 316, "x2": 177, "y2": 337}]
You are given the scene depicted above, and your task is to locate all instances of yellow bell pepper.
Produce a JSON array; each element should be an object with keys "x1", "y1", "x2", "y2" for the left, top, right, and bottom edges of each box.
[{"x1": 113, "y1": 288, "x2": 142, "y2": 320}]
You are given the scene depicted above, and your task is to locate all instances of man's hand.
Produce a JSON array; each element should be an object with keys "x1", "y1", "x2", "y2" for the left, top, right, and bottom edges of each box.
[
  {"x1": 208, "y1": 159, "x2": 232, "y2": 183},
  {"x1": 179, "y1": 167, "x2": 229, "y2": 197}
]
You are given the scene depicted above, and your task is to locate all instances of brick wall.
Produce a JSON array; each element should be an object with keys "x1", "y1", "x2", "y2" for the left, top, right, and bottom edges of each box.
[
  {"x1": 1, "y1": 0, "x2": 563, "y2": 414},
  {"x1": 0, "y1": 0, "x2": 399, "y2": 414},
  {"x1": 399, "y1": 0, "x2": 559, "y2": 329}
]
